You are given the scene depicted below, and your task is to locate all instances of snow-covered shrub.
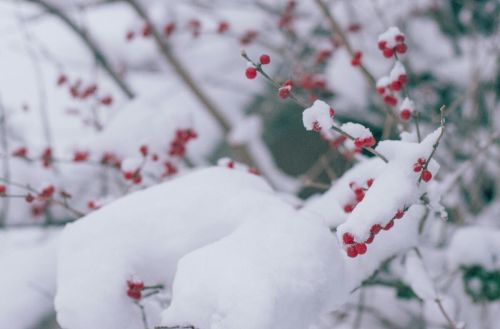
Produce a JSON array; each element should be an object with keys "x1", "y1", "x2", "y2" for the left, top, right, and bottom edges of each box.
[{"x1": 0, "y1": 0, "x2": 499, "y2": 328}]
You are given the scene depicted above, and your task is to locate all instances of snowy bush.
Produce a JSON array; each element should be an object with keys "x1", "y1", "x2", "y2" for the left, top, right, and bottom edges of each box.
[{"x1": 0, "y1": 0, "x2": 499, "y2": 328}]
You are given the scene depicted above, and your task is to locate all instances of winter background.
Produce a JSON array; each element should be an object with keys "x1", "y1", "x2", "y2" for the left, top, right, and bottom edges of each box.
[{"x1": 0, "y1": 0, "x2": 499, "y2": 328}]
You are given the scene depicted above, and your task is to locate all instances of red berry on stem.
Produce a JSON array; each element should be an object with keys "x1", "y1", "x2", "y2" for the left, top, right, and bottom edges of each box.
[
  {"x1": 400, "y1": 109, "x2": 412, "y2": 121},
  {"x1": 370, "y1": 224, "x2": 382, "y2": 235},
  {"x1": 343, "y1": 232, "x2": 355, "y2": 245},
  {"x1": 421, "y1": 170, "x2": 432, "y2": 182},
  {"x1": 366, "y1": 178, "x2": 374, "y2": 187},
  {"x1": 259, "y1": 54, "x2": 271, "y2": 65},
  {"x1": 413, "y1": 163, "x2": 422, "y2": 172},
  {"x1": 346, "y1": 245, "x2": 358, "y2": 258},
  {"x1": 127, "y1": 290, "x2": 141, "y2": 300},
  {"x1": 245, "y1": 67, "x2": 257, "y2": 79},
  {"x1": 383, "y1": 48, "x2": 394, "y2": 58},
  {"x1": 396, "y1": 43, "x2": 407, "y2": 54},
  {"x1": 355, "y1": 243, "x2": 367, "y2": 255},
  {"x1": 383, "y1": 220, "x2": 394, "y2": 231},
  {"x1": 365, "y1": 234, "x2": 375, "y2": 244},
  {"x1": 0, "y1": 184, "x2": 5, "y2": 194},
  {"x1": 394, "y1": 209, "x2": 405, "y2": 219},
  {"x1": 378, "y1": 40, "x2": 387, "y2": 50},
  {"x1": 344, "y1": 204, "x2": 354, "y2": 213}
]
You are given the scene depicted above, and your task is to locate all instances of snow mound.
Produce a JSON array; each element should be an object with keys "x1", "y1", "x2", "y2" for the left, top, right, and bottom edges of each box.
[
  {"x1": 302, "y1": 100, "x2": 334, "y2": 132},
  {"x1": 55, "y1": 167, "x2": 284, "y2": 329},
  {"x1": 161, "y1": 214, "x2": 349, "y2": 329}
]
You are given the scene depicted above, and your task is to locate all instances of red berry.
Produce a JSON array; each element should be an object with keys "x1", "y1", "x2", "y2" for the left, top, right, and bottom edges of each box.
[
  {"x1": 398, "y1": 74, "x2": 408, "y2": 84},
  {"x1": 100, "y1": 95, "x2": 113, "y2": 106},
  {"x1": 395, "y1": 35, "x2": 405, "y2": 43},
  {"x1": 57, "y1": 74, "x2": 67, "y2": 86},
  {"x1": 400, "y1": 109, "x2": 412, "y2": 121},
  {"x1": 344, "y1": 204, "x2": 354, "y2": 213},
  {"x1": 366, "y1": 178, "x2": 374, "y2": 187},
  {"x1": 278, "y1": 86, "x2": 291, "y2": 100},
  {"x1": 25, "y1": 193, "x2": 34, "y2": 203},
  {"x1": 312, "y1": 121, "x2": 321, "y2": 132},
  {"x1": 12, "y1": 147, "x2": 28, "y2": 157},
  {"x1": 39, "y1": 185, "x2": 55, "y2": 199},
  {"x1": 363, "y1": 136, "x2": 376, "y2": 147},
  {"x1": 329, "y1": 107, "x2": 335, "y2": 118},
  {"x1": 383, "y1": 48, "x2": 394, "y2": 58},
  {"x1": 125, "y1": 30, "x2": 135, "y2": 41},
  {"x1": 259, "y1": 54, "x2": 271, "y2": 65},
  {"x1": 421, "y1": 170, "x2": 432, "y2": 182},
  {"x1": 413, "y1": 163, "x2": 422, "y2": 172},
  {"x1": 394, "y1": 209, "x2": 405, "y2": 219},
  {"x1": 0, "y1": 184, "x2": 6, "y2": 194},
  {"x1": 343, "y1": 232, "x2": 355, "y2": 245},
  {"x1": 73, "y1": 151, "x2": 89, "y2": 162},
  {"x1": 365, "y1": 234, "x2": 375, "y2": 244},
  {"x1": 245, "y1": 67, "x2": 257, "y2": 79},
  {"x1": 395, "y1": 43, "x2": 407, "y2": 54},
  {"x1": 127, "y1": 290, "x2": 141, "y2": 300},
  {"x1": 217, "y1": 21, "x2": 229, "y2": 34},
  {"x1": 390, "y1": 80, "x2": 402, "y2": 91},
  {"x1": 142, "y1": 23, "x2": 151, "y2": 37},
  {"x1": 346, "y1": 245, "x2": 358, "y2": 258},
  {"x1": 164, "y1": 23, "x2": 176, "y2": 37},
  {"x1": 248, "y1": 167, "x2": 260, "y2": 175},
  {"x1": 376, "y1": 87, "x2": 385, "y2": 95},
  {"x1": 355, "y1": 243, "x2": 367, "y2": 255},
  {"x1": 383, "y1": 220, "x2": 394, "y2": 231},
  {"x1": 139, "y1": 145, "x2": 148, "y2": 157},
  {"x1": 418, "y1": 158, "x2": 426, "y2": 165},
  {"x1": 377, "y1": 40, "x2": 387, "y2": 50},
  {"x1": 370, "y1": 224, "x2": 382, "y2": 235},
  {"x1": 383, "y1": 95, "x2": 398, "y2": 106}
]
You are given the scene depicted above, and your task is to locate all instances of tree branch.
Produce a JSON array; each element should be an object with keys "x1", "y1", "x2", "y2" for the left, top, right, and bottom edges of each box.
[{"x1": 25, "y1": 0, "x2": 135, "y2": 99}]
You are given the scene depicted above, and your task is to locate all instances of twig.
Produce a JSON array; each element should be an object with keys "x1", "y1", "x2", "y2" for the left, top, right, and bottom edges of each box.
[
  {"x1": 241, "y1": 51, "x2": 388, "y2": 163},
  {"x1": 25, "y1": 0, "x2": 135, "y2": 99},
  {"x1": 0, "y1": 95, "x2": 10, "y2": 226},
  {"x1": 124, "y1": 0, "x2": 255, "y2": 166},
  {"x1": 418, "y1": 105, "x2": 446, "y2": 183}
]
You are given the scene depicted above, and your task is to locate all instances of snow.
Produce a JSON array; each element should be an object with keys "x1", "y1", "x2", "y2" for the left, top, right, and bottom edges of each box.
[
  {"x1": 389, "y1": 61, "x2": 406, "y2": 82},
  {"x1": 0, "y1": 229, "x2": 60, "y2": 328},
  {"x1": 302, "y1": 100, "x2": 334, "y2": 132},
  {"x1": 378, "y1": 26, "x2": 404, "y2": 48},
  {"x1": 340, "y1": 122, "x2": 373, "y2": 140},
  {"x1": 404, "y1": 250, "x2": 437, "y2": 300},
  {"x1": 336, "y1": 129, "x2": 441, "y2": 244},
  {"x1": 399, "y1": 97, "x2": 415, "y2": 113},
  {"x1": 447, "y1": 226, "x2": 500, "y2": 271},
  {"x1": 55, "y1": 167, "x2": 299, "y2": 329},
  {"x1": 161, "y1": 213, "x2": 349, "y2": 329}
]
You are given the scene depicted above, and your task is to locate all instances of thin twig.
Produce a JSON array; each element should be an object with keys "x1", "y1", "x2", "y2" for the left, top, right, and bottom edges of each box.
[
  {"x1": 25, "y1": 0, "x2": 135, "y2": 99},
  {"x1": 241, "y1": 51, "x2": 389, "y2": 163}
]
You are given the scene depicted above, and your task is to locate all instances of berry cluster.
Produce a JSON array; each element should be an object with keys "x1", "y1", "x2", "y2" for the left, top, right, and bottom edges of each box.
[
  {"x1": 245, "y1": 54, "x2": 271, "y2": 80},
  {"x1": 377, "y1": 26, "x2": 407, "y2": 58},
  {"x1": 126, "y1": 278, "x2": 144, "y2": 301},
  {"x1": 353, "y1": 136, "x2": 376, "y2": 149},
  {"x1": 376, "y1": 61, "x2": 408, "y2": 107},
  {"x1": 413, "y1": 158, "x2": 432, "y2": 182},
  {"x1": 169, "y1": 128, "x2": 198, "y2": 157},
  {"x1": 57, "y1": 74, "x2": 113, "y2": 106},
  {"x1": 343, "y1": 179, "x2": 374, "y2": 213},
  {"x1": 343, "y1": 206, "x2": 407, "y2": 258}
]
